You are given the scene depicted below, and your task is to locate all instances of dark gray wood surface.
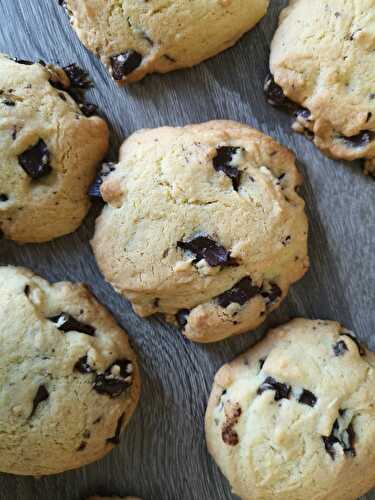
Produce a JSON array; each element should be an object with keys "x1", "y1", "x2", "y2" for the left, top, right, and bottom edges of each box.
[{"x1": 0, "y1": 1, "x2": 374, "y2": 499}]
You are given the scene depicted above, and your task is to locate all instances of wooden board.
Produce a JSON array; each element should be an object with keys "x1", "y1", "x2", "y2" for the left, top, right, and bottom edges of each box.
[{"x1": 0, "y1": 1, "x2": 374, "y2": 499}]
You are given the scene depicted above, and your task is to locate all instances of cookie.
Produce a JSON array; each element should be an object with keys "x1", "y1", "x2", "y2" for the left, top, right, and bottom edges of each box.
[
  {"x1": 61, "y1": 0, "x2": 269, "y2": 83},
  {"x1": 0, "y1": 266, "x2": 140, "y2": 476},
  {"x1": 267, "y1": 0, "x2": 375, "y2": 175},
  {"x1": 205, "y1": 318, "x2": 375, "y2": 500},
  {"x1": 91, "y1": 120, "x2": 309, "y2": 343},
  {"x1": 0, "y1": 54, "x2": 108, "y2": 243}
]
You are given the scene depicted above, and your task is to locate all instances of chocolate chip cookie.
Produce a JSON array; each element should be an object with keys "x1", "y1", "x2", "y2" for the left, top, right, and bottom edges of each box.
[
  {"x1": 267, "y1": 0, "x2": 375, "y2": 175},
  {"x1": 205, "y1": 318, "x2": 375, "y2": 500},
  {"x1": 0, "y1": 266, "x2": 140, "y2": 476},
  {"x1": 0, "y1": 54, "x2": 108, "y2": 243},
  {"x1": 61, "y1": 0, "x2": 269, "y2": 83},
  {"x1": 91, "y1": 121, "x2": 309, "y2": 343}
]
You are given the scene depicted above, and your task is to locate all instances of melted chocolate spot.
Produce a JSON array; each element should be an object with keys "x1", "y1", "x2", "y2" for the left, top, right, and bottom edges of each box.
[
  {"x1": 74, "y1": 355, "x2": 94, "y2": 374},
  {"x1": 333, "y1": 340, "x2": 348, "y2": 357},
  {"x1": 176, "y1": 309, "x2": 190, "y2": 328},
  {"x1": 49, "y1": 313, "x2": 95, "y2": 336},
  {"x1": 94, "y1": 360, "x2": 133, "y2": 398},
  {"x1": 77, "y1": 441, "x2": 87, "y2": 451},
  {"x1": 298, "y1": 389, "x2": 317, "y2": 407},
  {"x1": 0, "y1": 194, "x2": 8, "y2": 202},
  {"x1": 107, "y1": 413, "x2": 125, "y2": 445},
  {"x1": 216, "y1": 277, "x2": 260, "y2": 308},
  {"x1": 213, "y1": 147, "x2": 241, "y2": 190},
  {"x1": 63, "y1": 64, "x2": 91, "y2": 89},
  {"x1": 221, "y1": 404, "x2": 241, "y2": 446},
  {"x1": 257, "y1": 377, "x2": 291, "y2": 401},
  {"x1": 177, "y1": 232, "x2": 236, "y2": 267},
  {"x1": 30, "y1": 385, "x2": 49, "y2": 418},
  {"x1": 110, "y1": 51, "x2": 142, "y2": 80},
  {"x1": 18, "y1": 139, "x2": 51, "y2": 179}
]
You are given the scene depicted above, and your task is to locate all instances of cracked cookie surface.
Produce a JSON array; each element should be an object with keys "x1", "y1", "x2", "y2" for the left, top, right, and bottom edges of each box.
[
  {"x1": 0, "y1": 54, "x2": 108, "y2": 243},
  {"x1": 0, "y1": 266, "x2": 140, "y2": 476},
  {"x1": 269, "y1": 0, "x2": 375, "y2": 175},
  {"x1": 62, "y1": 0, "x2": 269, "y2": 83},
  {"x1": 91, "y1": 120, "x2": 309, "y2": 343},
  {"x1": 205, "y1": 318, "x2": 375, "y2": 500}
]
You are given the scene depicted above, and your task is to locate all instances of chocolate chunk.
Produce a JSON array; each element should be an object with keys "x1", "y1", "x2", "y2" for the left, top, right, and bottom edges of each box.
[
  {"x1": 63, "y1": 64, "x2": 91, "y2": 89},
  {"x1": 342, "y1": 423, "x2": 356, "y2": 457},
  {"x1": 2, "y1": 99, "x2": 15, "y2": 106},
  {"x1": 221, "y1": 404, "x2": 241, "y2": 446},
  {"x1": 176, "y1": 309, "x2": 190, "y2": 328},
  {"x1": 18, "y1": 139, "x2": 52, "y2": 179},
  {"x1": 257, "y1": 376, "x2": 291, "y2": 401},
  {"x1": 264, "y1": 74, "x2": 298, "y2": 111},
  {"x1": 14, "y1": 58, "x2": 33, "y2": 65},
  {"x1": 213, "y1": 147, "x2": 241, "y2": 190},
  {"x1": 261, "y1": 282, "x2": 282, "y2": 305},
  {"x1": 0, "y1": 194, "x2": 8, "y2": 202},
  {"x1": 294, "y1": 108, "x2": 311, "y2": 120},
  {"x1": 74, "y1": 355, "x2": 94, "y2": 374},
  {"x1": 298, "y1": 389, "x2": 317, "y2": 407},
  {"x1": 77, "y1": 441, "x2": 87, "y2": 451},
  {"x1": 216, "y1": 277, "x2": 260, "y2": 308},
  {"x1": 89, "y1": 162, "x2": 116, "y2": 199},
  {"x1": 258, "y1": 358, "x2": 266, "y2": 370},
  {"x1": 333, "y1": 340, "x2": 348, "y2": 357},
  {"x1": 110, "y1": 51, "x2": 142, "y2": 80},
  {"x1": 30, "y1": 385, "x2": 49, "y2": 418},
  {"x1": 322, "y1": 414, "x2": 356, "y2": 459},
  {"x1": 322, "y1": 421, "x2": 340, "y2": 460},
  {"x1": 49, "y1": 313, "x2": 95, "y2": 336},
  {"x1": 177, "y1": 232, "x2": 236, "y2": 267},
  {"x1": 107, "y1": 413, "x2": 125, "y2": 445},
  {"x1": 340, "y1": 333, "x2": 365, "y2": 356},
  {"x1": 94, "y1": 359, "x2": 133, "y2": 398},
  {"x1": 340, "y1": 130, "x2": 375, "y2": 149},
  {"x1": 79, "y1": 102, "x2": 98, "y2": 117}
]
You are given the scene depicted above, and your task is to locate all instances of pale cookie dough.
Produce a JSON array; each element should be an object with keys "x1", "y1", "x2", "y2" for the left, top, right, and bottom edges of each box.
[
  {"x1": 0, "y1": 54, "x2": 108, "y2": 243},
  {"x1": 267, "y1": 0, "x2": 375, "y2": 175},
  {"x1": 205, "y1": 318, "x2": 375, "y2": 500},
  {"x1": 91, "y1": 120, "x2": 309, "y2": 343},
  {"x1": 0, "y1": 266, "x2": 140, "y2": 476},
  {"x1": 62, "y1": 0, "x2": 269, "y2": 83}
]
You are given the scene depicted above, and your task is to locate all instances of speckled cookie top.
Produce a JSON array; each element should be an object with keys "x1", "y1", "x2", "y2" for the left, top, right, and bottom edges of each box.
[
  {"x1": 269, "y1": 0, "x2": 375, "y2": 174},
  {"x1": 205, "y1": 318, "x2": 375, "y2": 500},
  {"x1": 63, "y1": 0, "x2": 269, "y2": 82},
  {"x1": 0, "y1": 266, "x2": 140, "y2": 476},
  {"x1": 0, "y1": 54, "x2": 108, "y2": 243},
  {"x1": 92, "y1": 121, "x2": 309, "y2": 343}
]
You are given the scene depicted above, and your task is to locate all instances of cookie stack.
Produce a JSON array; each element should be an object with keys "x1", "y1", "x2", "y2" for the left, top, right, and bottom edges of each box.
[{"x1": 0, "y1": 1, "x2": 374, "y2": 499}]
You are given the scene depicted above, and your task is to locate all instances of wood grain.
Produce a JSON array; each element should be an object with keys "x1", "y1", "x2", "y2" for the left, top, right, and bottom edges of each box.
[{"x1": 0, "y1": 1, "x2": 374, "y2": 499}]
